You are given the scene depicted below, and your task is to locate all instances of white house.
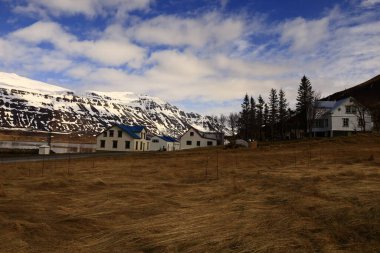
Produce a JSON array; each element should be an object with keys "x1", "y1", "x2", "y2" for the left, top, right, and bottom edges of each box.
[
  {"x1": 96, "y1": 124, "x2": 150, "y2": 152},
  {"x1": 150, "y1": 135, "x2": 180, "y2": 151},
  {"x1": 311, "y1": 97, "x2": 373, "y2": 137},
  {"x1": 179, "y1": 126, "x2": 224, "y2": 150}
]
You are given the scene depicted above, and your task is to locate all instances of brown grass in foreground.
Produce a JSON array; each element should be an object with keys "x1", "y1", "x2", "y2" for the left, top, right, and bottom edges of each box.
[{"x1": 0, "y1": 134, "x2": 380, "y2": 252}]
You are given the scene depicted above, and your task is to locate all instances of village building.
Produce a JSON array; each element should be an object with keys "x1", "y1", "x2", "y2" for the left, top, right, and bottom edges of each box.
[
  {"x1": 150, "y1": 135, "x2": 180, "y2": 151},
  {"x1": 96, "y1": 124, "x2": 150, "y2": 152},
  {"x1": 311, "y1": 97, "x2": 373, "y2": 137},
  {"x1": 179, "y1": 126, "x2": 224, "y2": 150}
]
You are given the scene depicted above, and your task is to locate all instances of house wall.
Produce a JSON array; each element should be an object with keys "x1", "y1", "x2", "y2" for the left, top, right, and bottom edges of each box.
[
  {"x1": 96, "y1": 126, "x2": 150, "y2": 152},
  {"x1": 150, "y1": 136, "x2": 180, "y2": 151},
  {"x1": 330, "y1": 99, "x2": 373, "y2": 132},
  {"x1": 312, "y1": 98, "x2": 373, "y2": 136},
  {"x1": 180, "y1": 128, "x2": 217, "y2": 150}
]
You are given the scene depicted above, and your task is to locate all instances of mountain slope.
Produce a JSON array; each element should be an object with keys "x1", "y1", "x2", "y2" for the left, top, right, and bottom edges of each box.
[
  {"x1": 0, "y1": 72, "x2": 220, "y2": 136},
  {"x1": 324, "y1": 75, "x2": 380, "y2": 107}
]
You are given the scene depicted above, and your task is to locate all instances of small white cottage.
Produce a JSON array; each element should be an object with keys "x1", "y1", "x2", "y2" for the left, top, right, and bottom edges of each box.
[
  {"x1": 311, "y1": 97, "x2": 373, "y2": 137},
  {"x1": 150, "y1": 135, "x2": 180, "y2": 151},
  {"x1": 179, "y1": 126, "x2": 224, "y2": 150},
  {"x1": 96, "y1": 124, "x2": 150, "y2": 152}
]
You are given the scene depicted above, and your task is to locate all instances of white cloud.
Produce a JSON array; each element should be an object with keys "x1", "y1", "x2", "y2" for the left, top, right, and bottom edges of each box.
[
  {"x1": 129, "y1": 12, "x2": 245, "y2": 49},
  {"x1": 11, "y1": 21, "x2": 146, "y2": 67},
  {"x1": 280, "y1": 17, "x2": 329, "y2": 51},
  {"x1": 13, "y1": 0, "x2": 153, "y2": 18},
  {"x1": 361, "y1": 0, "x2": 380, "y2": 7}
]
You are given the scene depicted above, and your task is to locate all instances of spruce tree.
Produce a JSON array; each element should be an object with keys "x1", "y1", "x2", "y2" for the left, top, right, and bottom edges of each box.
[
  {"x1": 239, "y1": 94, "x2": 250, "y2": 140},
  {"x1": 278, "y1": 89, "x2": 289, "y2": 139},
  {"x1": 296, "y1": 76, "x2": 314, "y2": 135},
  {"x1": 257, "y1": 95, "x2": 265, "y2": 140},
  {"x1": 249, "y1": 96, "x2": 256, "y2": 140},
  {"x1": 264, "y1": 103, "x2": 269, "y2": 140},
  {"x1": 268, "y1": 88, "x2": 278, "y2": 139}
]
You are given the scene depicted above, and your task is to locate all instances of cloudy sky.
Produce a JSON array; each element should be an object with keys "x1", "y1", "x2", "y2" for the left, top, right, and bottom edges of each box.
[{"x1": 0, "y1": 0, "x2": 379, "y2": 114}]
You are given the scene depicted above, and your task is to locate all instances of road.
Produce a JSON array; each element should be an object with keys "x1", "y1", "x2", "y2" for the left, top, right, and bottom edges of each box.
[{"x1": 0, "y1": 152, "x2": 131, "y2": 164}]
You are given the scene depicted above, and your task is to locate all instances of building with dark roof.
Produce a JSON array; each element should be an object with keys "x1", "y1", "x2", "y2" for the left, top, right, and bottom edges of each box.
[
  {"x1": 179, "y1": 126, "x2": 224, "y2": 150},
  {"x1": 311, "y1": 97, "x2": 373, "y2": 137},
  {"x1": 150, "y1": 135, "x2": 180, "y2": 151},
  {"x1": 96, "y1": 124, "x2": 150, "y2": 151}
]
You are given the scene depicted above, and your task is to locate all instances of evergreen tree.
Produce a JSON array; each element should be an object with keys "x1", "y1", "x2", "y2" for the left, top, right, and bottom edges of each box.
[
  {"x1": 257, "y1": 95, "x2": 265, "y2": 140},
  {"x1": 268, "y1": 89, "x2": 278, "y2": 139},
  {"x1": 296, "y1": 76, "x2": 314, "y2": 135},
  {"x1": 263, "y1": 103, "x2": 269, "y2": 139},
  {"x1": 239, "y1": 94, "x2": 250, "y2": 140},
  {"x1": 278, "y1": 89, "x2": 289, "y2": 139},
  {"x1": 249, "y1": 96, "x2": 256, "y2": 140}
]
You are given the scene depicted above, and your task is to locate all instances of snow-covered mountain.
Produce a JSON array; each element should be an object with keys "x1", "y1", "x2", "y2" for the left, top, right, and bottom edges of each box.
[{"x1": 0, "y1": 72, "x2": 220, "y2": 136}]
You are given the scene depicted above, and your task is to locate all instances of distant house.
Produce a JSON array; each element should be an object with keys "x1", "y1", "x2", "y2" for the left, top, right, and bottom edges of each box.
[
  {"x1": 96, "y1": 124, "x2": 150, "y2": 151},
  {"x1": 150, "y1": 135, "x2": 180, "y2": 151},
  {"x1": 179, "y1": 126, "x2": 224, "y2": 150},
  {"x1": 311, "y1": 97, "x2": 373, "y2": 137}
]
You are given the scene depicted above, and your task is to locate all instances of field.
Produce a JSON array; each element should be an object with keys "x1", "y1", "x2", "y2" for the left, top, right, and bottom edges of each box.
[
  {"x1": 0, "y1": 129, "x2": 95, "y2": 144},
  {"x1": 0, "y1": 134, "x2": 380, "y2": 252}
]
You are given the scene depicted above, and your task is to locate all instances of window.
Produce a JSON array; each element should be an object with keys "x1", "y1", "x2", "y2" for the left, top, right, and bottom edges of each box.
[
  {"x1": 100, "y1": 140, "x2": 105, "y2": 148},
  {"x1": 118, "y1": 130, "x2": 122, "y2": 138},
  {"x1": 125, "y1": 141, "x2": 130, "y2": 149},
  {"x1": 135, "y1": 141, "x2": 139, "y2": 150},
  {"x1": 112, "y1": 140, "x2": 118, "y2": 148},
  {"x1": 142, "y1": 133, "x2": 145, "y2": 139},
  {"x1": 207, "y1": 141, "x2": 213, "y2": 146},
  {"x1": 324, "y1": 119, "x2": 329, "y2": 127},
  {"x1": 103, "y1": 132, "x2": 107, "y2": 137},
  {"x1": 190, "y1": 132, "x2": 194, "y2": 136},
  {"x1": 197, "y1": 141, "x2": 201, "y2": 146},
  {"x1": 152, "y1": 139, "x2": 159, "y2": 143},
  {"x1": 140, "y1": 142, "x2": 143, "y2": 150},
  {"x1": 186, "y1": 141, "x2": 192, "y2": 145},
  {"x1": 109, "y1": 130, "x2": 114, "y2": 137},
  {"x1": 343, "y1": 118, "x2": 349, "y2": 127},
  {"x1": 345, "y1": 106, "x2": 351, "y2": 114}
]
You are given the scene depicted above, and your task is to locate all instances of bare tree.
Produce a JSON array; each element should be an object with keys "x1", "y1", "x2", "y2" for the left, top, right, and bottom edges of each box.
[
  {"x1": 307, "y1": 92, "x2": 321, "y2": 137},
  {"x1": 353, "y1": 100, "x2": 369, "y2": 132},
  {"x1": 228, "y1": 113, "x2": 239, "y2": 138},
  {"x1": 217, "y1": 114, "x2": 227, "y2": 133}
]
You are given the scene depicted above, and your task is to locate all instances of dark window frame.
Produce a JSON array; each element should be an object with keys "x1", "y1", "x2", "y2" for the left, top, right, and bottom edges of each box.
[
  {"x1": 125, "y1": 141, "x2": 130, "y2": 149},
  {"x1": 100, "y1": 140, "x2": 105, "y2": 148},
  {"x1": 186, "y1": 140, "x2": 192, "y2": 145},
  {"x1": 118, "y1": 130, "x2": 122, "y2": 138},
  {"x1": 112, "y1": 140, "x2": 118, "y2": 148},
  {"x1": 109, "y1": 130, "x2": 114, "y2": 137}
]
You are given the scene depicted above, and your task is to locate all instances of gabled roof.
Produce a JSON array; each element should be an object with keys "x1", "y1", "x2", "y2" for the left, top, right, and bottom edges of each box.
[
  {"x1": 180, "y1": 125, "x2": 223, "y2": 141},
  {"x1": 117, "y1": 124, "x2": 146, "y2": 139},
  {"x1": 97, "y1": 124, "x2": 146, "y2": 139},
  {"x1": 157, "y1": 135, "x2": 179, "y2": 142},
  {"x1": 315, "y1": 97, "x2": 360, "y2": 119}
]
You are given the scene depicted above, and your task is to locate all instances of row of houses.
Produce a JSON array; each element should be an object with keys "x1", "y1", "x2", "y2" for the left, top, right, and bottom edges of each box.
[
  {"x1": 96, "y1": 97, "x2": 374, "y2": 152},
  {"x1": 96, "y1": 124, "x2": 224, "y2": 152}
]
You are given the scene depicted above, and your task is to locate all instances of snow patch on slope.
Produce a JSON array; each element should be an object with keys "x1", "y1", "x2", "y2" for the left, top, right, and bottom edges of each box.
[{"x1": 0, "y1": 72, "x2": 71, "y2": 94}]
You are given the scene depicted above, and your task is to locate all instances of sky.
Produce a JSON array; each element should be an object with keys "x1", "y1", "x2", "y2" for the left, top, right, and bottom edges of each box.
[{"x1": 0, "y1": 0, "x2": 379, "y2": 115}]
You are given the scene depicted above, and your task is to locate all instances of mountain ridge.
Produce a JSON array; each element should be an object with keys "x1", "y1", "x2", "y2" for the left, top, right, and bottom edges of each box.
[{"x1": 0, "y1": 72, "x2": 220, "y2": 136}]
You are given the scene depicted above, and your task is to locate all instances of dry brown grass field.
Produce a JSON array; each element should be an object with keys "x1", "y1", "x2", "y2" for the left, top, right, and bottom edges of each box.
[{"x1": 0, "y1": 134, "x2": 380, "y2": 252}]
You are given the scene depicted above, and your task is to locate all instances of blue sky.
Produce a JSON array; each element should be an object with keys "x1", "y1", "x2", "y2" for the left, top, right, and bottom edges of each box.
[{"x1": 0, "y1": 0, "x2": 379, "y2": 114}]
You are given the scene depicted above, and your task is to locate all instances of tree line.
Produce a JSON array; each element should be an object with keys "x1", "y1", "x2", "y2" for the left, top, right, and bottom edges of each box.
[{"x1": 215, "y1": 75, "x2": 320, "y2": 141}]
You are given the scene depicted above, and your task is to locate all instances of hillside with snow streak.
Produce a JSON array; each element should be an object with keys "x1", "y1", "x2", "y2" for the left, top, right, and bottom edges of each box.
[{"x1": 0, "y1": 72, "x2": 219, "y2": 136}]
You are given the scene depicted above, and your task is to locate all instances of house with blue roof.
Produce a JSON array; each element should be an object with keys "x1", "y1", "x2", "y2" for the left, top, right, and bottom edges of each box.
[
  {"x1": 311, "y1": 97, "x2": 373, "y2": 137},
  {"x1": 150, "y1": 135, "x2": 180, "y2": 151},
  {"x1": 96, "y1": 124, "x2": 150, "y2": 151}
]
